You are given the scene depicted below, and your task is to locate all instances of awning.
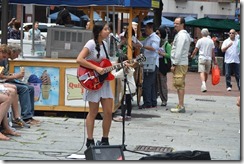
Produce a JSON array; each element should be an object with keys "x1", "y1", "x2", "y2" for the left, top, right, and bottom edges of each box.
[
  {"x1": 9, "y1": 0, "x2": 151, "y2": 8},
  {"x1": 80, "y1": 11, "x2": 102, "y2": 21},
  {"x1": 184, "y1": 15, "x2": 196, "y2": 22},
  {"x1": 217, "y1": 19, "x2": 240, "y2": 31},
  {"x1": 186, "y1": 17, "x2": 240, "y2": 31},
  {"x1": 143, "y1": 17, "x2": 174, "y2": 27}
]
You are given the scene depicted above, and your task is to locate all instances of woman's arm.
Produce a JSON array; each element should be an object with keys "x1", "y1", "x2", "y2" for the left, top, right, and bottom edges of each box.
[{"x1": 76, "y1": 47, "x2": 104, "y2": 75}]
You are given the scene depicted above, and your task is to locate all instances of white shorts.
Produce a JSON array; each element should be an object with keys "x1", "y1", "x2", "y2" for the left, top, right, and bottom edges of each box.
[{"x1": 198, "y1": 58, "x2": 212, "y2": 73}]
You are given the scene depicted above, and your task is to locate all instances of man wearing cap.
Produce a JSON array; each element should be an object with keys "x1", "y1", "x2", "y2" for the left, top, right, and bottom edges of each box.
[
  {"x1": 191, "y1": 28, "x2": 217, "y2": 92},
  {"x1": 139, "y1": 22, "x2": 160, "y2": 109}
]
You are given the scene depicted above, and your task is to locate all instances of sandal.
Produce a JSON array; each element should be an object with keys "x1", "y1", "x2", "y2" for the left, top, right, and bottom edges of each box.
[{"x1": 13, "y1": 117, "x2": 31, "y2": 128}]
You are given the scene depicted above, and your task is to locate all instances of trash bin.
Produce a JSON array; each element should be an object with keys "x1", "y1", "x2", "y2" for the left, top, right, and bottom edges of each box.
[{"x1": 188, "y1": 54, "x2": 198, "y2": 72}]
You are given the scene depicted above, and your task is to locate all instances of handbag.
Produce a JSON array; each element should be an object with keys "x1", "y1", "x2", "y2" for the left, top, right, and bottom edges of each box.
[
  {"x1": 211, "y1": 64, "x2": 220, "y2": 85},
  {"x1": 159, "y1": 57, "x2": 171, "y2": 75},
  {"x1": 143, "y1": 56, "x2": 156, "y2": 72}
]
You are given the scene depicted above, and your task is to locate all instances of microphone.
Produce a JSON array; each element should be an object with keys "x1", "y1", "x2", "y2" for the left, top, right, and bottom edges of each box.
[{"x1": 110, "y1": 34, "x2": 120, "y2": 43}]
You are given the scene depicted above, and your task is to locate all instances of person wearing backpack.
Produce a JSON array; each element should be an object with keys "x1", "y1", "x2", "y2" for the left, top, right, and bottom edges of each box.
[{"x1": 156, "y1": 26, "x2": 172, "y2": 106}]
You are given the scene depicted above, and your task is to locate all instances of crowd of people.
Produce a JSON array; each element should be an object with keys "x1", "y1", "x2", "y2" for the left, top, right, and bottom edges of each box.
[
  {"x1": 1, "y1": 16, "x2": 239, "y2": 148},
  {"x1": 76, "y1": 17, "x2": 240, "y2": 149},
  {"x1": 7, "y1": 18, "x2": 42, "y2": 40},
  {"x1": 0, "y1": 44, "x2": 41, "y2": 141}
]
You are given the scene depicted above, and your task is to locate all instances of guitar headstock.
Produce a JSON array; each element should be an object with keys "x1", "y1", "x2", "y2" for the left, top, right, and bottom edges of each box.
[{"x1": 136, "y1": 54, "x2": 146, "y2": 63}]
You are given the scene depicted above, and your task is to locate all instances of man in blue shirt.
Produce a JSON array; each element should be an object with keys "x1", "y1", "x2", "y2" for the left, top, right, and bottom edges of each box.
[{"x1": 139, "y1": 22, "x2": 160, "y2": 109}]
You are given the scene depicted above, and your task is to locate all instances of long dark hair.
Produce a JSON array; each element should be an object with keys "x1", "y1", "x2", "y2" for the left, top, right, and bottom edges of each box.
[
  {"x1": 158, "y1": 26, "x2": 168, "y2": 47},
  {"x1": 93, "y1": 21, "x2": 107, "y2": 59},
  {"x1": 124, "y1": 27, "x2": 135, "y2": 38},
  {"x1": 56, "y1": 7, "x2": 72, "y2": 25}
]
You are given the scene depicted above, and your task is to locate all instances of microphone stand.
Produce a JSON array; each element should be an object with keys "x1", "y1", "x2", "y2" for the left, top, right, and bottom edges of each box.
[{"x1": 118, "y1": 54, "x2": 150, "y2": 157}]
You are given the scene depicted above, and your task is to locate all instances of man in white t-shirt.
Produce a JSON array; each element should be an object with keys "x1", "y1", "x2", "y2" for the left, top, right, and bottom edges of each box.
[
  {"x1": 221, "y1": 29, "x2": 240, "y2": 91},
  {"x1": 191, "y1": 28, "x2": 217, "y2": 92}
]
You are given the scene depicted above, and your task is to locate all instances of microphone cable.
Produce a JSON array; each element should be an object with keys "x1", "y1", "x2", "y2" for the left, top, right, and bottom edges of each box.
[{"x1": 39, "y1": 91, "x2": 89, "y2": 159}]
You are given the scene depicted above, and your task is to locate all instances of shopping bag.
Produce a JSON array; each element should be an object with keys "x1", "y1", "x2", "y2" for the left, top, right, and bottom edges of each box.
[{"x1": 211, "y1": 64, "x2": 220, "y2": 85}]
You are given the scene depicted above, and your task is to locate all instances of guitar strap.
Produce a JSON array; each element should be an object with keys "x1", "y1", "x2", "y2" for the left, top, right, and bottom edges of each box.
[{"x1": 102, "y1": 41, "x2": 110, "y2": 60}]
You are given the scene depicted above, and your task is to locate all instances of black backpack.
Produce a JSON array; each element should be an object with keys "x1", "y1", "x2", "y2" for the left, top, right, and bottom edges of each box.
[{"x1": 158, "y1": 42, "x2": 171, "y2": 76}]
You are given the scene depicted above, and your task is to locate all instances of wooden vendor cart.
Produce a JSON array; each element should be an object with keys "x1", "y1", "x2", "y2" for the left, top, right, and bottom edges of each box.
[
  {"x1": 6, "y1": 0, "x2": 153, "y2": 113},
  {"x1": 9, "y1": 58, "x2": 122, "y2": 113}
]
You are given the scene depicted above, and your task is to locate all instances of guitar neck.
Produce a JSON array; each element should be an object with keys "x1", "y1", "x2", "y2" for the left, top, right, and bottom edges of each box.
[{"x1": 104, "y1": 59, "x2": 136, "y2": 74}]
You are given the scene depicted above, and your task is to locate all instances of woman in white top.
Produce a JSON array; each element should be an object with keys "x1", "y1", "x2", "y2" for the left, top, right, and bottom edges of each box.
[{"x1": 76, "y1": 22, "x2": 113, "y2": 148}]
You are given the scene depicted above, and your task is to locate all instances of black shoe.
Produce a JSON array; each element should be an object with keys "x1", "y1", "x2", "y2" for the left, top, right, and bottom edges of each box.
[
  {"x1": 86, "y1": 138, "x2": 95, "y2": 148},
  {"x1": 97, "y1": 137, "x2": 109, "y2": 146}
]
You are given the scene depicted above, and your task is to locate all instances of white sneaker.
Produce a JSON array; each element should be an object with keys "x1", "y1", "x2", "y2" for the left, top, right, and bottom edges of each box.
[
  {"x1": 201, "y1": 84, "x2": 207, "y2": 92},
  {"x1": 113, "y1": 116, "x2": 123, "y2": 122},
  {"x1": 227, "y1": 87, "x2": 232, "y2": 91}
]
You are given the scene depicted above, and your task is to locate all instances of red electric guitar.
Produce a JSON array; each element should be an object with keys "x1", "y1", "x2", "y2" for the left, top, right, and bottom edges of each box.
[{"x1": 77, "y1": 54, "x2": 146, "y2": 91}]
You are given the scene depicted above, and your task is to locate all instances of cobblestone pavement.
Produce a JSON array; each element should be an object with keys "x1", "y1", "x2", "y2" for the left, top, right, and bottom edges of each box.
[{"x1": 0, "y1": 72, "x2": 241, "y2": 161}]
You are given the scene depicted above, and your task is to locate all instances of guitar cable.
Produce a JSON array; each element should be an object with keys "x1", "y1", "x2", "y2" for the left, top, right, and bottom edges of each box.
[{"x1": 63, "y1": 90, "x2": 89, "y2": 157}]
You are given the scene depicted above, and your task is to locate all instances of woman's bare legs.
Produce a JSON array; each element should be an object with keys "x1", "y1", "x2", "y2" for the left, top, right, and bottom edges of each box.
[
  {"x1": 0, "y1": 93, "x2": 12, "y2": 140},
  {"x1": 0, "y1": 86, "x2": 21, "y2": 140},
  {"x1": 86, "y1": 102, "x2": 99, "y2": 139},
  {"x1": 3, "y1": 84, "x2": 20, "y2": 119},
  {"x1": 2, "y1": 114, "x2": 21, "y2": 137},
  {"x1": 101, "y1": 98, "x2": 113, "y2": 138},
  {"x1": 85, "y1": 98, "x2": 113, "y2": 146}
]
